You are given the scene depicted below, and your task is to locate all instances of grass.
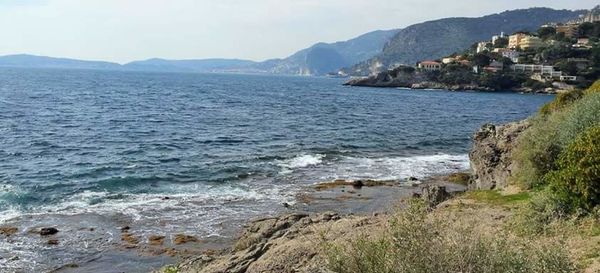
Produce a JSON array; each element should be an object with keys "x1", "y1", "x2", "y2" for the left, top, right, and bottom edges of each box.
[
  {"x1": 464, "y1": 190, "x2": 531, "y2": 206},
  {"x1": 324, "y1": 200, "x2": 575, "y2": 273},
  {"x1": 513, "y1": 80, "x2": 600, "y2": 189},
  {"x1": 447, "y1": 172, "x2": 471, "y2": 185},
  {"x1": 162, "y1": 266, "x2": 179, "y2": 273}
]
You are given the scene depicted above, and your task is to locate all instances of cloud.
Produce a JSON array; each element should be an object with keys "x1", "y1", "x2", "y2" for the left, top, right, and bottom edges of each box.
[{"x1": 0, "y1": 0, "x2": 595, "y2": 63}]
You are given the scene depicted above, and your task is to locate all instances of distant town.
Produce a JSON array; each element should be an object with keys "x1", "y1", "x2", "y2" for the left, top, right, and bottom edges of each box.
[
  {"x1": 348, "y1": 6, "x2": 600, "y2": 92},
  {"x1": 413, "y1": 7, "x2": 599, "y2": 92}
]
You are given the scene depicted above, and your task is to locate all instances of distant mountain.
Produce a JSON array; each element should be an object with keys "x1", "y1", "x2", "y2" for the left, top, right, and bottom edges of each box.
[
  {"x1": 0, "y1": 30, "x2": 397, "y2": 75},
  {"x1": 257, "y1": 29, "x2": 399, "y2": 75},
  {"x1": 0, "y1": 54, "x2": 121, "y2": 70},
  {"x1": 344, "y1": 8, "x2": 585, "y2": 76},
  {"x1": 123, "y1": 58, "x2": 257, "y2": 73}
]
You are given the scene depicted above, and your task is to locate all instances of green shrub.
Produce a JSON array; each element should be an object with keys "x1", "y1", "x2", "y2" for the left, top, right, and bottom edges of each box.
[
  {"x1": 546, "y1": 126, "x2": 600, "y2": 211},
  {"x1": 447, "y1": 172, "x2": 471, "y2": 185},
  {"x1": 513, "y1": 81, "x2": 600, "y2": 189},
  {"x1": 510, "y1": 189, "x2": 573, "y2": 235},
  {"x1": 325, "y1": 201, "x2": 575, "y2": 273},
  {"x1": 539, "y1": 89, "x2": 584, "y2": 116}
]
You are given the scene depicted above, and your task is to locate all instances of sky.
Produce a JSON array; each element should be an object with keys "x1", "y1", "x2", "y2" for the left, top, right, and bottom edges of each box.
[{"x1": 0, "y1": 0, "x2": 596, "y2": 63}]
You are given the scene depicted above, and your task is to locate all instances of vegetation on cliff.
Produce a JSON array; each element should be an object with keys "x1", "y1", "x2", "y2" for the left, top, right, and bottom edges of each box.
[
  {"x1": 345, "y1": 8, "x2": 583, "y2": 76},
  {"x1": 347, "y1": 19, "x2": 600, "y2": 92}
]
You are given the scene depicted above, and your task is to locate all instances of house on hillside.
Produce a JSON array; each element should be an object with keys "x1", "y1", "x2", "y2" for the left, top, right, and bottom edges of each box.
[
  {"x1": 556, "y1": 24, "x2": 579, "y2": 38},
  {"x1": 493, "y1": 48, "x2": 520, "y2": 63},
  {"x1": 509, "y1": 33, "x2": 543, "y2": 50},
  {"x1": 476, "y1": 42, "x2": 489, "y2": 53},
  {"x1": 442, "y1": 57, "x2": 456, "y2": 64},
  {"x1": 418, "y1": 61, "x2": 442, "y2": 71}
]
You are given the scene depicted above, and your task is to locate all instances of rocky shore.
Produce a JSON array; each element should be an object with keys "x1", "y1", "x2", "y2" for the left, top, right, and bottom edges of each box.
[
  {"x1": 343, "y1": 70, "x2": 562, "y2": 94},
  {"x1": 155, "y1": 120, "x2": 532, "y2": 273}
]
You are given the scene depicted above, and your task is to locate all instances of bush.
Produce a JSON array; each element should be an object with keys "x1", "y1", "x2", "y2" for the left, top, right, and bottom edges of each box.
[
  {"x1": 539, "y1": 89, "x2": 584, "y2": 116},
  {"x1": 325, "y1": 201, "x2": 575, "y2": 273},
  {"x1": 511, "y1": 189, "x2": 574, "y2": 235},
  {"x1": 546, "y1": 126, "x2": 600, "y2": 211},
  {"x1": 513, "y1": 81, "x2": 600, "y2": 188}
]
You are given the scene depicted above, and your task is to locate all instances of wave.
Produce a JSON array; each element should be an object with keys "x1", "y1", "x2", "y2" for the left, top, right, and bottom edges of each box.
[
  {"x1": 288, "y1": 153, "x2": 470, "y2": 182},
  {"x1": 276, "y1": 154, "x2": 325, "y2": 173}
]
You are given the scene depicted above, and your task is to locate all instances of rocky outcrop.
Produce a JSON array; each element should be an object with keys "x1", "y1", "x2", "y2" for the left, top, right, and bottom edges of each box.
[
  {"x1": 469, "y1": 120, "x2": 531, "y2": 190},
  {"x1": 421, "y1": 185, "x2": 452, "y2": 208},
  {"x1": 172, "y1": 212, "x2": 382, "y2": 273},
  {"x1": 344, "y1": 69, "x2": 494, "y2": 91}
]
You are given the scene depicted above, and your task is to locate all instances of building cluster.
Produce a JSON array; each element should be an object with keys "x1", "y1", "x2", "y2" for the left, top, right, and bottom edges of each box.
[{"x1": 412, "y1": 7, "x2": 600, "y2": 85}]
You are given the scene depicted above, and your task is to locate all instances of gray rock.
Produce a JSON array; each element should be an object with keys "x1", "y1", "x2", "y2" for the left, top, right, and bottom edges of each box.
[
  {"x1": 469, "y1": 120, "x2": 530, "y2": 190},
  {"x1": 421, "y1": 185, "x2": 451, "y2": 207},
  {"x1": 40, "y1": 227, "x2": 59, "y2": 236}
]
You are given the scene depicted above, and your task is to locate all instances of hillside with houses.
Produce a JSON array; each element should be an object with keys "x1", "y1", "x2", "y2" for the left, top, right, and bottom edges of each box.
[{"x1": 346, "y1": 6, "x2": 600, "y2": 93}]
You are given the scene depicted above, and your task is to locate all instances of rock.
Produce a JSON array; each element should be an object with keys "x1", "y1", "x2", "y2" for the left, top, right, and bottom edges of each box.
[
  {"x1": 40, "y1": 227, "x2": 59, "y2": 236},
  {"x1": 149, "y1": 235, "x2": 166, "y2": 246},
  {"x1": 0, "y1": 226, "x2": 18, "y2": 236},
  {"x1": 176, "y1": 212, "x2": 350, "y2": 273},
  {"x1": 421, "y1": 185, "x2": 451, "y2": 208},
  {"x1": 120, "y1": 226, "x2": 131, "y2": 232},
  {"x1": 408, "y1": 177, "x2": 418, "y2": 181},
  {"x1": 121, "y1": 233, "x2": 139, "y2": 245},
  {"x1": 282, "y1": 202, "x2": 291, "y2": 208},
  {"x1": 174, "y1": 234, "x2": 199, "y2": 245},
  {"x1": 469, "y1": 120, "x2": 530, "y2": 190},
  {"x1": 47, "y1": 239, "x2": 59, "y2": 245},
  {"x1": 8, "y1": 256, "x2": 19, "y2": 261},
  {"x1": 352, "y1": 180, "x2": 364, "y2": 189}
]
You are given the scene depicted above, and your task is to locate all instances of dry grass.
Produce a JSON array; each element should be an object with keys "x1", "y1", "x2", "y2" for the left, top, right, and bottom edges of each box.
[{"x1": 324, "y1": 199, "x2": 575, "y2": 273}]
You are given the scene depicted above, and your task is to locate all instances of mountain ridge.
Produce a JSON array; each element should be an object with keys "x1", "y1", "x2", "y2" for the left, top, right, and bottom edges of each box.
[{"x1": 344, "y1": 7, "x2": 586, "y2": 75}]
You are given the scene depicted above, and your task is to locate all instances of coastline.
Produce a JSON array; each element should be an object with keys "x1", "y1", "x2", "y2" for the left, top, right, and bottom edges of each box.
[
  {"x1": 151, "y1": 175, "x2": 468, "y2": 273},
  {"x1": 344, "y1": 77, "x2": 561, "y2": 94}
]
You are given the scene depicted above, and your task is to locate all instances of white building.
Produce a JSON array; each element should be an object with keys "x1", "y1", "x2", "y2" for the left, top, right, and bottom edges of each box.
[
  {"x1": 418, "y1": 61, "x2": 442, "y2": 71},
  {"x1": 491, "y1": 32, "x2": 506, "y2": 44},
  {"x1": 476, "y1": 42, "x2": 489, "y2": 53}
]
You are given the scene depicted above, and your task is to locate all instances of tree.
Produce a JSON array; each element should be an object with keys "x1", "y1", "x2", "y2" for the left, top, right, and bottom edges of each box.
[
  {"x1": 493, "y1": 37, "x2": 509, "y2": 48},
  {"x1": 471, "y1": 53, "x2": 491, "y2": 67},
  {"x1": 538, "y1": 27, "x2": 557, "y2": 40}
]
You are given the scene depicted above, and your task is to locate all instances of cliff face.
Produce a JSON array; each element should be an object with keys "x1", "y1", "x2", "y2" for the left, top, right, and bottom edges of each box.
[{"x1": 469, "y1": 120, "x2": 531, "y2": 190}]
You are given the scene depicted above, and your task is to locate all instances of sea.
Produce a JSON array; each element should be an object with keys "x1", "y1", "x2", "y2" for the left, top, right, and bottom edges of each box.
[{"x1": 0, "y1": 68, "x2": 554, "y2": 272}]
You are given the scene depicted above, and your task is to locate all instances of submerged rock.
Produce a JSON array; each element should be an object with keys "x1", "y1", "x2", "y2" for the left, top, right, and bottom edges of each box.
[
  {"x1": 469, "y1": 120, "x2": 530, "y2": 190},
  {"x1": 0, "y1": 226, "x2": 18, "y2": 236},
  {"x1": 174, "y1": 234, "x2": 199, "y2": 245},
  {"x1": 40, "y1": 227, "x2": 59, "y2": 236}
]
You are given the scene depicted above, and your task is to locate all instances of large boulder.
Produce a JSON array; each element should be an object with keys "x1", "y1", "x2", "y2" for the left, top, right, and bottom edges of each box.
[
  {"x1": 421, "y1": 185, "x2": 452, "y2": 208},
  {"x1": 469, "y1": 120, "x2": 530, "y2": 190}
]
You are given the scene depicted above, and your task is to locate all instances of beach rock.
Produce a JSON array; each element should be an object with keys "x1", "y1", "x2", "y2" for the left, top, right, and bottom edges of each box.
[
  {"x1": 0, "y1": 226, "x2": 18, "y2": 236},
  {"x1": 175, "y1": 212, "x2": 352, "y2": 273},
  {"x1": 174, "y1": 234, "x2": 199, "y2": 245},
  {"x1": 40, "y1": 227, "x2": 59, "y2": 236},
  {"x1": 47, "y1": 239, "x2": 59, "y2": 245},
  {"x1": 121, "y1": 233, "x2": 139, "y2": 245},
  {"x1": 421, "y1": 185, "x2": 451, "y2": 208},
  {"x1": 469, "y1": 120, "x2": 530, "y2": 190},
  {"x1": 149, "y1": 235, "x2": 166, "y2": 246}
]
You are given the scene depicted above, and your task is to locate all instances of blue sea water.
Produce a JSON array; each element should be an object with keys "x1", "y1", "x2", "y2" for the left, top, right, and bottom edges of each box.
[{"x1": 0, "y1": 68, "x2": 553, "y2": 272}]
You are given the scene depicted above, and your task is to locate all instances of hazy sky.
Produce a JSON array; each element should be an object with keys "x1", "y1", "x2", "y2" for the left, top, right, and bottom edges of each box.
[{"x1": 0, "y1": 0, "x2": 595, "y2": 63}]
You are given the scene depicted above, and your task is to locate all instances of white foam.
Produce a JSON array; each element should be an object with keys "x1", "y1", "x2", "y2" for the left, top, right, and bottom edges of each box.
[
  {"x1": 277, "y1": 154, "x2": 325, "y2": 173},
  {"x1": 306, "y1": 153, "x2": 470, "y2": 182}
]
